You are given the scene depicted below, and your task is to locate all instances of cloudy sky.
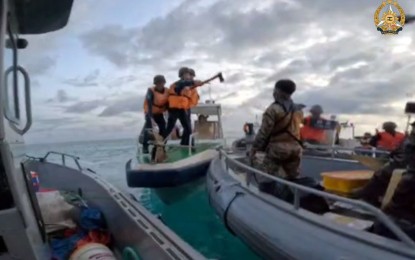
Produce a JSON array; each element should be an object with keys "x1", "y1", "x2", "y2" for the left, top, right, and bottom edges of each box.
[{"x1": 17, "y1": 0, "x2": 415, "y2": 144}]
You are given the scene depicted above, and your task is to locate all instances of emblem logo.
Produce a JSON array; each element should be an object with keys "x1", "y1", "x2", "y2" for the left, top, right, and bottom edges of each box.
[{"x1": 374, "y1": 0, "x2": 405, "y2": 35}]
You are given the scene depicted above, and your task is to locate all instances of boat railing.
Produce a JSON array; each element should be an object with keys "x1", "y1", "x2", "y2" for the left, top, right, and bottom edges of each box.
[
  {"x1": 218, "y1": 149, "x2": 415, "y2": 247},
  {"x1": 223, "y1": 135, "x2": 390, "y2": 159},
  {"x1": 304, "y1": 143, "x2": 390, "y2": 158},
  {"x1": 40, "y1": 151, "x2": 82, "y2": 171}
]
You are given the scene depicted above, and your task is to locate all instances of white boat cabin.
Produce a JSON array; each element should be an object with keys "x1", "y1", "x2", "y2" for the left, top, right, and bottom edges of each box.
[{"x1": 190, "y1": 101, "x2": 224, "y2": 141}]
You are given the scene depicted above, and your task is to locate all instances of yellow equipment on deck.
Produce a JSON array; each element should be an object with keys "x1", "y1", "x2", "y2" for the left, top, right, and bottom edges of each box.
[{"x1": 321, "y1": 170, "x2": 374, "y2": 196}]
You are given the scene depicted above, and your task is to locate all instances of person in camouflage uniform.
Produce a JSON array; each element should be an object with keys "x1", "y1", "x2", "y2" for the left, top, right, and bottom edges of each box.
[
  {"x1": 354, "y1": 122, "x2": 413, "y2": 207},
  {"x1": 250, "y1": 79, "x2": 304, "y2": 194},
  {"x1": 382, "y1": 121, "x2": 415, "y2": 223}
]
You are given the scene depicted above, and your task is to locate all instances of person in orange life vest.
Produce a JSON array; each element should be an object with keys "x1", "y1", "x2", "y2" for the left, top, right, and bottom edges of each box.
[
  {"x1": 188, "y1": 68, "x2": 200, "y2": 108},
  {"x1": 369, "y1": 122, "x2": 405, "y2": 152},
  {"x1": 300, "y1": 104, "x2": 327, "y2": 144},
  {"x1": 163, "y1": 67, "x2": 202, "y2": 146},
  {"x1": 187, "y1": 68, "x2": 199, "y2": 146},
  {"x1": 361, "y1": 132, "x2": 373, "y2": 148},
  {"x1": 142, "y1": 75, "x2": 168, "y2": 154}
]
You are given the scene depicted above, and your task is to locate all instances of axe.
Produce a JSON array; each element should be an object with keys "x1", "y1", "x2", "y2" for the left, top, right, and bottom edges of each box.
[{"x1": 191, "y1": 72, "x2": 225, "y2": 89}]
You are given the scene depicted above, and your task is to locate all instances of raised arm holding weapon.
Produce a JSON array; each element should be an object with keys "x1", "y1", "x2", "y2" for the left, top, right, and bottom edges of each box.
[{"x1": 163, "y1": 67, "x2": 225, "y2": 148}]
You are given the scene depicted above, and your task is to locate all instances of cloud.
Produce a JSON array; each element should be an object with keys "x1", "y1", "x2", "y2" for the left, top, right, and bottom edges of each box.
[
  {"x1": 65, "y1": 100, "x2": 105, "y2": 114},
  {"x1": 99, "y1": 94, "x2": 145, "y2": 117},
  {"x1": 79, "y1": 25, "x2": 139, "y2": 68},
  {"x1": 24, "y1": 56, "x2": 56, "y2": 76},
  {"x1": 63, "y1": 69, "x2": 100, "y2": 87},
  {"x1": 46, "y1": 90, "x2": 77, "y2": 103},
  {"x1": 27, "y1": 0, "x2": 415, "y2": 143},
  {"x1": 106, "y1": 74, "x2": 138, "y2": 89}
]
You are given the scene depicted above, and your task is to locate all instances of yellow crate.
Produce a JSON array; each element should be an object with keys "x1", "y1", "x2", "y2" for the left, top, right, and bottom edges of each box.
[{"x1": 321, "y1": 170, "x2": 374, "y2": 194}]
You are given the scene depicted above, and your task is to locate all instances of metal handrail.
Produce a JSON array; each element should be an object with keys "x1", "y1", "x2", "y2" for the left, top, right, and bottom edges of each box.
[
  {"x1": 218, "y1": 149, "x2": 415, "y2": 247},
  {"x1": 41, "y1": 151, "x2": 82, "y2": 171},
  {"x1": 225, "y1": 136, "x2": 391, "y2": 160},
  {"x1": 305, "y1": 143, "x2": 390, "y2": 155}
]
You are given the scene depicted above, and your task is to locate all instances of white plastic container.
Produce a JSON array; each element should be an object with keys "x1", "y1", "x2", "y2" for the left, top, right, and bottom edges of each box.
[{"x1": 70, "y1": 243, "x2": 116, "y2": 260}]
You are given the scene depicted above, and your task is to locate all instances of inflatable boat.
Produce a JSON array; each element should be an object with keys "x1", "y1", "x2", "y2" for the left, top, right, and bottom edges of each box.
[
  {"x1": 127, "y1": 103, "x2": 225, "y2": 204},
  {"x1": 24, "y1": 153, "x2": 205, "y2": 259},
  {"x1": 206, "y1": 149, "x2": 415, "y2": 260}
]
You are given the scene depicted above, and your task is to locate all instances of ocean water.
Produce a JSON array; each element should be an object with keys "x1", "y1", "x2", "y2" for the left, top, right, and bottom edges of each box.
[{"x1": 23, "y1": 139, "x2": 260, "y2": 260}]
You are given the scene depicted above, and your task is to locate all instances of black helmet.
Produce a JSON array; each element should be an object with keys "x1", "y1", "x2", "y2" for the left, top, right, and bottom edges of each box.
[
  {"x1": 274, "y1": 79, "x2": 296, "y2": 95},
  {"x1": 178, "y1": 67, "x2": 189, "y2": 78},
  {"x1": 153, "y1": 75, "x2": 166, "y2": 84},
  {"x1": 310, "y1": 105, "x2": 323, "y2": 114},
  {"x1": 382, "y1": 121, "x2": 397, "y2": 130},
  {"x1": 189, "y1": 68, "x2": 196, "y2": 77}
]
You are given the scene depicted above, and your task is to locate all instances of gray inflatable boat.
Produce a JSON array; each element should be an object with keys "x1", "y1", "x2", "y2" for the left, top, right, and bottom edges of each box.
[{"x1": 207, "y1": 149, "x2": 415, "y2": 260}]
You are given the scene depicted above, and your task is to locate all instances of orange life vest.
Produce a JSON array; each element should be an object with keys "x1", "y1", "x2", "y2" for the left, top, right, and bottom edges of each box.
[
  {"x1": 377, "y1": 131, "x2": 405, "y2": 151},
  {"x1": 189, "y1": 89, "x2": 199, "y2": 108},
  {"x1": 143, "y1": 87, "x2": 169, "y2": 114},
  {"x1": 300, "y1": 116, "x2": 326, "y2": 143},
  {"x1": 168, "y1": 83, "x2": 192, "y2": 109}
]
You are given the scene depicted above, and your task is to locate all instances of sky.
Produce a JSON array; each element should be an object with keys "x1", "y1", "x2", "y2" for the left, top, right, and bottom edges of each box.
[{"x1": 16, "y1": 0, "x2": 415, "y2": 144}]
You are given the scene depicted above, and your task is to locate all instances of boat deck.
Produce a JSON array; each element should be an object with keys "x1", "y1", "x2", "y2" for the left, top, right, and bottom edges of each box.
[{"x1": 139, "y1": 142, "x2": 220, "y2": 164}]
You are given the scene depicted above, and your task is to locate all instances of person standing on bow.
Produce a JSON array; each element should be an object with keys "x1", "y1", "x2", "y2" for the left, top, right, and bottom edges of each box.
[
  {"x1": 250, "y1": 79, "x2": 304, "y2": 195},
  {"x1": 142, "y1": 75, "x2": 168, "y2": 154},
  {"x1": 187, "y1": 68, "x2": 200, "y2": 146},
  {"x1": 164, "y1": 67, "x2": 202, "y2": 146}
]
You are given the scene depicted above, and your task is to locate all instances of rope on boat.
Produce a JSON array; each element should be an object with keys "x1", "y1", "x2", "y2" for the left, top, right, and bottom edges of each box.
[
  {"x1": 223, "y1": 191, "x2": 244, "y2": 236},
  {"x1": 122, "y1": 247, "x2": 141, "y2": 260}
]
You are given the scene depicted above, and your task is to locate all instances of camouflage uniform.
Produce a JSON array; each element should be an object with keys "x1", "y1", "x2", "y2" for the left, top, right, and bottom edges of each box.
[
  {"x1": 382, "y1": 131, "x2": 415, "y2": 223},
  {"x1": 356, "y1": 140, "x2": 408, "y2": 207},
  {"x1": 252, "y1": 98, "x2": 303, "y2": 184}
]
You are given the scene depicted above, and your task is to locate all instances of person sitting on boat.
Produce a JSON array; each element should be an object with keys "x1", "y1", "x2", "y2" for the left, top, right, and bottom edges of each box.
[
  {"x1": 353, "y1": 122, "x2": 414, "y2": 207},
  {"x1": 361, "y1": 132, "x2": 373, "y2": 148},
  {"x1": 163, "y1": 67, "x2": 202, "y2": 146},
  {"x1": 369, "y1": 122, "x2": 405, "y2": 152},
  {"x1": 354, "y1": 132, "x2": 374, "y2": 156},
  {"x1": 249, "y1": 79, "x2": 303, "y2": 195},
  {"x1": 381, "y1": 122, "x2": 415, "y2": 223},
  {"x1": 372, "y1": 122, "x2": 415, "y2": 238},
  {"x1": 194, "y1": 114, "x2": 216, "y2": 139},
  {"x1": 300, "y1": 104, "x2": 327, "y2": 145},
  {"x1": 142, "y1": 75, "x2": 168, "y2": 154}
]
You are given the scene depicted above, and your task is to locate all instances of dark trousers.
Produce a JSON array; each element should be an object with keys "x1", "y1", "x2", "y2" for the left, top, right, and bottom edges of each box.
[
  {"x1": 164, "y1": 109, "x2": 192, "y2": 146},
  {"x1": 143, "y1": 114, "x2": 166, "y2": 150}
]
